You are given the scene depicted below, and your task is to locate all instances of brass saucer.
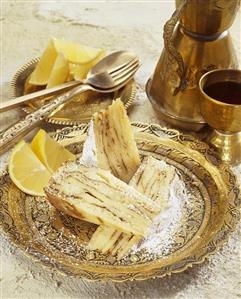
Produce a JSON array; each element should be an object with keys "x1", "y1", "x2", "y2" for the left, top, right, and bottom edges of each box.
[
  {"x1": 11, "y1": 58, "x2": 136, "y2": 125},
  {"x1": 0, "y1": 123, "x2": 239, "y2": 281}
]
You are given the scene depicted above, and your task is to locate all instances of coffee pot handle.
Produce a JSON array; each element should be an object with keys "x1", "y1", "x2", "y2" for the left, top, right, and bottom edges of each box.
[{"x1": 163, "y1": 0, "x2": 187, "y2": 95}]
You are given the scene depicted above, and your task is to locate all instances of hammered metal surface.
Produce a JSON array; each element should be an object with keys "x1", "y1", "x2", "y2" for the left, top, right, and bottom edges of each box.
[
  {"x1": 0, "y1": 123, "x2": 240, "y2": 281},
  {"x1": 11, "y1": 58, "x2": 136, "y2": 125}
]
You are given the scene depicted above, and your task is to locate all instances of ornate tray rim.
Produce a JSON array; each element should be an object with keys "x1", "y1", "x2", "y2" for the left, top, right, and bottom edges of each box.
[
  {"x1": 0, "y1": 122, "x2": 240, "y2": 282},
  {"x1": 10, "y1": 57, "x2": 136, "y2": 125}
]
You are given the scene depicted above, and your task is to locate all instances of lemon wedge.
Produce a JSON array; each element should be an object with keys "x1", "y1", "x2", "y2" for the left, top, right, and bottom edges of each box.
[
  {"x1": 73, "y1": 49, "x2": 106, "y2": 80},
  {"x1": 53, "y1": 38, "x2": 103, "y2": 64},
  {"x1": 8, "y1": 140, "x2": 51, "y2": 196},
  {"x1": 29, "y1": 39, "x2": 58, "y2": 86},
  {"x1": 46, "y1": 52, "x2": 69, "y2": 88},
  {"x1": 24, "y1": 74, "x2": 42, "y2": 95},
  {"x1": 31, "y1": 129, "x2": 75, "y2": 173},
  {"x1": 28, "y1": 37, "x2": 104, "y2": 87}
]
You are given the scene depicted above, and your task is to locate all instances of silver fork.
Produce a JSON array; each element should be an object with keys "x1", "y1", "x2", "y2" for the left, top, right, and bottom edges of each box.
[
  {"x1": 0, "y1": 56, "x2": 140, "y2": 154},
  {"x1": 0, "y1": 55, "x2": 139, "y2": 112}
]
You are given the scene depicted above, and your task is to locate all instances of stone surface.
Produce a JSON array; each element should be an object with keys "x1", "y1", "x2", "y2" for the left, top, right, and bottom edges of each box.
[{"x1": 0, "y1": 1, "x2": 240, "y2": 298}]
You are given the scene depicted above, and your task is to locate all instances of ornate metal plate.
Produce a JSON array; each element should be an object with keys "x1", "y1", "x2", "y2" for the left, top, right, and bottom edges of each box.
[
  {"x1": 11, "y1": 58, "x2": 136, "y2": 125},
  {"x1": 0, "y1": 123, "x2": 240, "y2": 281}
]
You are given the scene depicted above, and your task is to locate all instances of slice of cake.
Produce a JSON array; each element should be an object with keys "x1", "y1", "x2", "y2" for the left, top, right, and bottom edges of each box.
[
  {"x1": 44, "y1": 162, "x2": 160, "y2": 237},
  {"x1": 88, "y1": 157, "x2": 176, "y2": 258},
  {"x1": 93, "y1": 99, "x2": 141, "y2": 183}
]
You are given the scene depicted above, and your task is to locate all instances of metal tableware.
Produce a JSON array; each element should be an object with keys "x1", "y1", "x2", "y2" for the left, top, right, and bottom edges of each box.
[
  {"x1": 0, "y1": 81, "x2": 82, "y2": 112},
  {"x1": 11, "y1": 58, "x2": 136, "y2": 125},
  {"x1": 0, "y1": 123, "x2": 239, "y2": 281},
  {"x1": 0, "y1": 54, "x2": 139, "y2": 154},
  {"x1": 146, "y1": 0, "x2": 240, "y2": 131},
  {"x1": 199, "y1": 69, "x2": 241, "y2": 165}
]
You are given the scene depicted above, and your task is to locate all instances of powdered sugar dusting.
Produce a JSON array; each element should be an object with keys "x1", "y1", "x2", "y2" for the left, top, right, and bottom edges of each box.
[
  {"x1": 79, "y1": 120, "x2": 97, "y2": 167},
  {"x1": 131, "y1": 173, "x2": 189, "y2": 256}
]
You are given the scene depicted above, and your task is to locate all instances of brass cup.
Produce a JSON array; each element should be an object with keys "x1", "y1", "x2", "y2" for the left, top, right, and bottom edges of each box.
[{"x1": 199, "y1": 69, "x2": 241, "y2": 165}]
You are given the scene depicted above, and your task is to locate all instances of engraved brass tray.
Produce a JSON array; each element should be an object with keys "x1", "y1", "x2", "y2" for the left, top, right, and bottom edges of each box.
[
  {"x1": 11, "y1": 58, "x2": 136, "y2": 125},
  {"x1": 0, "y1": 123, "x2": 240, "y2": 281}
]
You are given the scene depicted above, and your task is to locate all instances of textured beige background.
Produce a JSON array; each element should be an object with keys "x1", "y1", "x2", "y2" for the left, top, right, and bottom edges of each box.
[{"x1": 0, "y1": 1, "x2": 241, "y2": 298}]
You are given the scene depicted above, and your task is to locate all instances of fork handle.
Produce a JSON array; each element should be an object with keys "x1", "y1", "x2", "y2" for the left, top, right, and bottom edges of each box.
[{"x1": 0, "y1": 84, "x2": 91, "y2": 155}]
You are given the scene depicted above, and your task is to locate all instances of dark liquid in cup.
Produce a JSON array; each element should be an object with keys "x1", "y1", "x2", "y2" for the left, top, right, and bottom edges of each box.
[{"x1": 204, "y1": 81, "x2": 241, "y2": 105}]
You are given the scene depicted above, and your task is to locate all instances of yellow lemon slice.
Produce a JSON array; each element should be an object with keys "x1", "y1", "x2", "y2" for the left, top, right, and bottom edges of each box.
[
  {"x1": 73, "y1": 49, "x2": 106, "y2": 80},
  {"x1": 29, "y1": 39, "x2": 58, "y2": 86},
  {"x1": 31, "y1": 129, "x2": 75, "y2": 173},
  {"x1": 28, "y1": 37, "x2": 104, "y2": 87},
  {"x1": 8, "y1": 140, "x2": 51, "y2": 196},
  {"x1": 53, "y1": 38, "x2": 103, "y2": 64},
  {"x1": 46, "y1": 52, "x2": 69, "y2": 88},
  {"x1": 24, "y1": 74, "x2": 42, "y2": 95}
]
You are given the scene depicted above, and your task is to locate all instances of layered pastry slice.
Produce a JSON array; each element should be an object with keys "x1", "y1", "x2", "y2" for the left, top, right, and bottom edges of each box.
[
  {"x1": 44, "y1": 162, "x2": 160, "y2": 237},
  {"x1": 88, "y1": 157, "x2": 176, "y2": 259},
  {"x1": 93, "y1": 99, "x2": 141, "y2": 183}
]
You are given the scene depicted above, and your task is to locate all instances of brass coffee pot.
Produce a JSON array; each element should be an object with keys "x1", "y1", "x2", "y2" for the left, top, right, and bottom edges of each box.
[{"x1": 146, "y1": 0, "x2": 240, "y2": 131}]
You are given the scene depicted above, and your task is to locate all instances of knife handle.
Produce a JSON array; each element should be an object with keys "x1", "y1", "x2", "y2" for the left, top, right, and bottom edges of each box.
[
  {"x1": 0, "y1": 84, "x2": 90, "y2": 155},
  {"x1": 0, "y1": 80, "x2": 82, "y2": 112}
]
